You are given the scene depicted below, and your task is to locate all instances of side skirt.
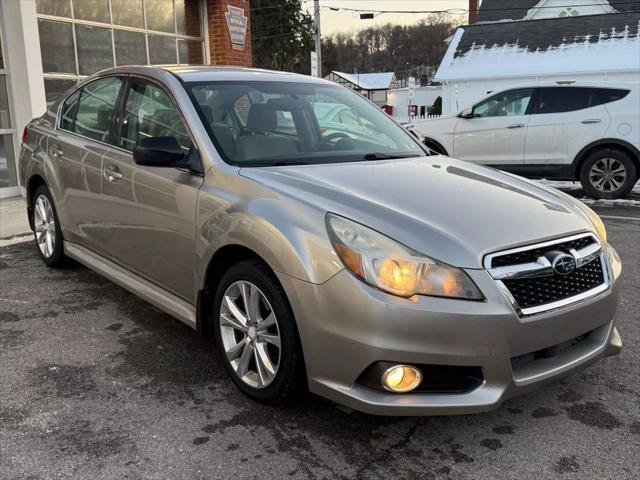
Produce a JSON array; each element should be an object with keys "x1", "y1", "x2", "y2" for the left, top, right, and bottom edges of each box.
[{"x1": 64, "y1": 241, "x2": 197, "y2": 329}]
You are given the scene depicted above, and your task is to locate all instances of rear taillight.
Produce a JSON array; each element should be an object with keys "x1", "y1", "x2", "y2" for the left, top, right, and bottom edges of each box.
[{"x1": 21, "y1": 127, "x2": 28, "y2": 144}]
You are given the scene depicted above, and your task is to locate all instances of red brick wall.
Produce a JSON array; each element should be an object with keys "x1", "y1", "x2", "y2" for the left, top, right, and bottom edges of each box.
[{"x1": 205, "y1": 0, "x2": 253, "y2": 67}]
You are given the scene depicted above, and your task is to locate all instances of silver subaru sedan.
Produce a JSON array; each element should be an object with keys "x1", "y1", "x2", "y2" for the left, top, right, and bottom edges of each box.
[{"x1": 19, "y1": 66, "x2": 622, "y2": 415}]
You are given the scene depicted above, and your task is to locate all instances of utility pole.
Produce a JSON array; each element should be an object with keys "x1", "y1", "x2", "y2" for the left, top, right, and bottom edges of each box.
[{"x1": 314, "y1": 0, "x2": 322, "y2": 77}]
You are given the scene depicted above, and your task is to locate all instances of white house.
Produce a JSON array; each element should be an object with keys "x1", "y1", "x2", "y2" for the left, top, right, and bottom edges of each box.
[
  {"x1": 324, "y1": 71, "x2": 398, "y2": 107},
  {"x1": 434, "y1": 1, "x2": 640, "y2": 115},
  {"x1": 386, "y1": 85, "x2": 443, "y2": 118}
]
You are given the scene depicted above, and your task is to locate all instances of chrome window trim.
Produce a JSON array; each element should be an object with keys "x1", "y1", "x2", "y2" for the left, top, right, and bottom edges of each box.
[{"x1": 484, "y1": 232, "x2": 610, "y2": 317}]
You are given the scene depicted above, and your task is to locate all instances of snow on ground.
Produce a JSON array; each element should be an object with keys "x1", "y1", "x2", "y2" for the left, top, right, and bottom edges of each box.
[{"x1": 536, "y1": 179, "x2": 640, "y2": 207}]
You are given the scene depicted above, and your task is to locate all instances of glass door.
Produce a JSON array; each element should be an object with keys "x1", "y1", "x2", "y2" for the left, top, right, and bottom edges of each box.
[{"x1": 0, "y1": 24, "x2": 19, "y2": 197}]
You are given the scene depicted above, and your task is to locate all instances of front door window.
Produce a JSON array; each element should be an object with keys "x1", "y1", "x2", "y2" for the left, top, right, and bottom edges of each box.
[{"x1": 473, "y1": 89, "x2": 534, "y2": 118}]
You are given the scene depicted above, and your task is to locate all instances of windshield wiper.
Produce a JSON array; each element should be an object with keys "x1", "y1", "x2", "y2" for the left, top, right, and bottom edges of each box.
[
  {"x1": 247, "y1": 159, "x2": 309, "y2": 167},
  {"x1": 362, "y1": 153, "x2": 416, "y2": 160}
]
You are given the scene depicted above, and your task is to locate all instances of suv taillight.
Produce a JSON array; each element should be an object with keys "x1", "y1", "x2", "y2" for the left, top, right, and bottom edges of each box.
[{"x1": 21, "y1": 127, "x2": 28, "y2": 144}]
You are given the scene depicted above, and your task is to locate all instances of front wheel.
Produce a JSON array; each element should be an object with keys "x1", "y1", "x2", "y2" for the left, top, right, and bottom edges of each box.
[
  {"x1": 212, "y1": 260, "x2": 305, "y2": 404},
  {"x1": 580, "y1": 149, "x2": 637, "y2": 199},
  {"x1": 31, "y1": 185, "x2": 67, "y2": 267}
]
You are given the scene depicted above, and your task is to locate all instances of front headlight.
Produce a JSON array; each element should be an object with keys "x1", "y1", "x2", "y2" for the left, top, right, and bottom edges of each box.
[
  {"x1": 575, "y1": 202, "x2": 607, "y2": 243},
  {"x1": 326, "y1": 214, "x2": 483, "y2": 300}
]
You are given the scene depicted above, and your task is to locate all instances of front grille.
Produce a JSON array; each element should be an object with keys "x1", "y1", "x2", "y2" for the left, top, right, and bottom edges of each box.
[
  {"x1": 502, "y1": 259, "x2": 604, "y2": 309},
  {"x1": 486, "y1": 234, "x2": 607, "y2": 314},
  {"x1": 491, "y1": 236, "x2": 596, "y2": 268}
]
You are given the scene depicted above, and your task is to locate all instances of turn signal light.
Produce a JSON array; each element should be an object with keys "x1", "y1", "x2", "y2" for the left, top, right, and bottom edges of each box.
[{"x1": 381, "y1": 365, "x2": 422, "y2": 393}]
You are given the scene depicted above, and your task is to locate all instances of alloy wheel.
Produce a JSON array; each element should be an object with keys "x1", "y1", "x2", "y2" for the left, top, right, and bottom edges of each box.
[
  {"x1": 34, "y1": 194, "x2": 56, "y2": 258},
  {"x1": 588, "y1": 158, "x2": 628, "y2": 193},
  {"x1": 219, "y1": 280, "x2": 281, "y2": 389}
]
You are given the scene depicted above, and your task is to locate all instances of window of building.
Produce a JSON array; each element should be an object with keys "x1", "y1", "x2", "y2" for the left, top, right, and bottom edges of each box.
[
  {"x1": 0, "y1": 26, "x2": 17, "y2": 189},
  {"x1": 37, "y1": 0, "x2": 206, "y2": 107}
]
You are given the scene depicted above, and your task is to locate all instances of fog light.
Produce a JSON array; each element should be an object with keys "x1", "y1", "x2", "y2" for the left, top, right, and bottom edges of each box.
[{"x1": 381, "y1": 365, "x2": 422, "y2": 392}]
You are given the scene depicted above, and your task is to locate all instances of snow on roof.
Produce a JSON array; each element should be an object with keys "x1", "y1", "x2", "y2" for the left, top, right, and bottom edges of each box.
[
  {"x1": 331, "y1": 71, "x2": 395, "y2": 90},
  {"x1": 476, "y1": 0, "x2": 640, "y2": 23},
  {"x1": 435, "y1": 12, "x2": 640, "y2": 81}
]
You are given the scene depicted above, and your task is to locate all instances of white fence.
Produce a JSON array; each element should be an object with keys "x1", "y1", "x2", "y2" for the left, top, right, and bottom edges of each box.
[{"x1": 391, "y1": 114, "x2": 440, "y2": 124}]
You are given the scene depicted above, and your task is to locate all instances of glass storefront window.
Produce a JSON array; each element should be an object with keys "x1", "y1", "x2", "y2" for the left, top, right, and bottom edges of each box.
[
  {"x1": 44, "y1": 79, "x2": 78, "y2": 108},
  {"x1": 0, "y1": 134, "x2": 17, "y2": 188},
  {"x1": 72, "y1": 0, "x2": 110, "y2": 23},
  {"x1": 114, "y1": 30, "x2": 147, "y2": 66},
  {"x1": 178, "y1": 39, "x2": 203, "y2": 65},
  {"x1": 111, "y1": 0, "x2": 144, "y2": 28},
  {"x1": 176, "y1": 0, "x2": 201, "y2": 37},
  {"x1": 75, "y1": 25, "x2": 114, "y2": 75},
  {"x1": 0, "y1": 75, "x2": 11, "y2": 128},
  {"x1": 36, "y1": 0, "x2": 205, "y2": 106},
  {"x1": 145, "y1": 0, "x2": 176, "y2": 33},
  {"x1": 38, "y1": 20, "x2": 76, "y2": 75},
  {"x1": 148, "y1": 35, "x2": 177, "y2": 64},
  {"x1": 36, "y1": 0, "x2": 72, "y2": 18}
]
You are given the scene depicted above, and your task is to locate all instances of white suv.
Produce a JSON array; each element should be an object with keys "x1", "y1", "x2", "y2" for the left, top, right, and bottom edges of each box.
[{"x1": 413, "y1": 83, "x2": 640, "y2": 199}]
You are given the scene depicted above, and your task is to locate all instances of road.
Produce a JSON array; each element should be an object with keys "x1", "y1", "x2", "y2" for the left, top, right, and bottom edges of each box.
[{"x1": 1, "y1": 205, "x2": 639, "y2": 480}]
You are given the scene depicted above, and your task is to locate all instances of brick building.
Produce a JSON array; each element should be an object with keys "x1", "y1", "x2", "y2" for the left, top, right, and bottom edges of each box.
[{"x1": 0, "y1": 0, "x2": 252, "y2": 198}]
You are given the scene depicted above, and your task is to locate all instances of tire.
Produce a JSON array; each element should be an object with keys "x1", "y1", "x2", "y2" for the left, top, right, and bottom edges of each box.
[
  {"x1": 31, "y1": 185, "x2": 67, "y2": 267},
  {"x1": 580, "y1": 148, "x2": 637, "y2": 199},
  {"x1": 212, "y1": 259, "x2": 305, "y2": 404}
]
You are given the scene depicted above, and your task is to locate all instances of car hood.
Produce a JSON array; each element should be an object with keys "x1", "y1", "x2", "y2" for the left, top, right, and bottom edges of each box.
[{"x1": 239, "y1": 157, "x2": 596, "y2": 269}]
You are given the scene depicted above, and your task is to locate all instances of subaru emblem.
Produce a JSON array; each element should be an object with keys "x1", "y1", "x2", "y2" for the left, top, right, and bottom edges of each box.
[{"x1": 550, "y1": 253, "x2": 577, "y2": 275}]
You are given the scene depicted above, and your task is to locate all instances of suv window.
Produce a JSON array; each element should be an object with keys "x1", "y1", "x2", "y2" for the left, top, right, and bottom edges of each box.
[
  {"x1": 119, "y1": 78, "x2": 192, "y2": 153},
  {"x1": 63, "y1": 76, "x2": 123, "y2": 143},
  {"x1": 591, "y1": 88, "x2": 630, "y2": 107},
  {"x1": 534, "y1": 87, "x2": 591, "y2": 114},
  {"x1": 473, "y1": 89, "x2": 534, "y2": 117}
]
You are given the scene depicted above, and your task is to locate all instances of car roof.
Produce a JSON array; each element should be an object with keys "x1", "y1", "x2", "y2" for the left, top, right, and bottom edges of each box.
[{"x1": 97, "y1": 65, "x2": 334, "y2": 85}]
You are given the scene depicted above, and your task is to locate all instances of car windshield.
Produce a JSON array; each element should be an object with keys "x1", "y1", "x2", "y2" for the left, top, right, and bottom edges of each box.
[{"x1": 185, "y1": 80, "x2": 425, "y2": 166}]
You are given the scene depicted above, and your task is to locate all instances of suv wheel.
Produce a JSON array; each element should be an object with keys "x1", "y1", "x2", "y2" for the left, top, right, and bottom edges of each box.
[
  {"x1": 580, "y1": 148, "x2": 637, "y2": 199},
  {"x1": 212, "y1": 260, "x2": 305, "y2": 404},
  {"x1": 32, "y1": 185, "x2": 67, "y2": 267}
]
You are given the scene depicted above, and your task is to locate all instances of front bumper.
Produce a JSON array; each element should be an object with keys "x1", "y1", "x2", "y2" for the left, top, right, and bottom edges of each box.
[{"x1": 277, "y1": 246, "x2": 622, "y2": 416}]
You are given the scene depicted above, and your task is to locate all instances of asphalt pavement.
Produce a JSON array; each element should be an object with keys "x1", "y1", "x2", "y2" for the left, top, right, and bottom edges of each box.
[{"x1": 1, "y1": 205, "x2": 639, "y2": 480}]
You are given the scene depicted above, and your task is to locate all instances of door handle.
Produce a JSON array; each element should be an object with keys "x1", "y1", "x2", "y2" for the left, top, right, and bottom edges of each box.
[
  {"x1": 581, "y1": 119, "x2": 602, "y2": 124},
  {"x1": 104, "y1": 165, "x2": 123, "y2": 182},
  {"x1": 506, "y1": 124, "x2": 525, "y2": 129},
  {"x1": 49, "y1": 144, "x2": 64, "y2": 158}
]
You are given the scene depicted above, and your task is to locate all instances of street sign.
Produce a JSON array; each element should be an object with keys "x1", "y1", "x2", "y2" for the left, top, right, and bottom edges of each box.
[
  {"x1": 310, "y1": 51, "x2": 318, "y2": 77},
  {"x1": 408, "y1": 76, "x2": 416, "y2": 115},
  {"x1": 225, "y1": 6, "x2": 248, "y2": 50}
]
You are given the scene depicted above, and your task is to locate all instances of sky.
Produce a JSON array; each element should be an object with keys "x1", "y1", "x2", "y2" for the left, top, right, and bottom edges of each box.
[{"x1": 303, "y1": 0, "x2": 470, "y2": 36}]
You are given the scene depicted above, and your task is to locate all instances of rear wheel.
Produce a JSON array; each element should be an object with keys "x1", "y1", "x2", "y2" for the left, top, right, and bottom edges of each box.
[
  {"x1": 580, "y1": 148, "x2": 637, "y2": 199},
  {"x1": 31, "y1": 185, "x2": 67, "y2": 267},
  {"x1": 212, "y1": 260, "x2": 305, "y2": 404}
]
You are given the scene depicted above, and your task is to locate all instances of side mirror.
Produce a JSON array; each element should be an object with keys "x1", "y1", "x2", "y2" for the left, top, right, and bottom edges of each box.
[
  {"x1": 133, "y1": 136, "x2": 186, "y2": 168},
  {"x1": 458, "y1": 107, "x2": 474, "y2": 119}
]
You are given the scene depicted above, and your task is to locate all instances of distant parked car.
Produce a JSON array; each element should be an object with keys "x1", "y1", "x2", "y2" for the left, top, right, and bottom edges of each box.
[{"x1": 412, "y1": 83, "x2": 640, "y2": 199}]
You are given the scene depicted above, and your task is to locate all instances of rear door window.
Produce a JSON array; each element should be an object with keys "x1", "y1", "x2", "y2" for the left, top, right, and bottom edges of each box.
[
  {"x1": 70, "y1": 76, "x2": 123, "y2": 143},
  {"x1": 534, "y1": 87, "x2": 591, "y2": 114},
  {"x1": 590, "y1": 88, "x2": 630, "y2": 107}
]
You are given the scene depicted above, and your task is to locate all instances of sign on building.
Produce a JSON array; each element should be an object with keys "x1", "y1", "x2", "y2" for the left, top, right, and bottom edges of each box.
[{"x1": 225, "y1": 6, "x2": 248, "y2": 50}]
